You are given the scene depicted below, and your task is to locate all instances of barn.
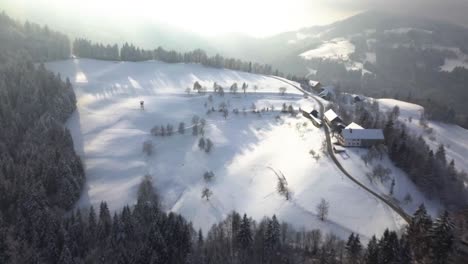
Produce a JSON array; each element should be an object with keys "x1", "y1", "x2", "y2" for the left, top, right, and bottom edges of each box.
[
  {"x1": 308, "y1": 80, "x2": 321, "y2": 92},
  {"x1": 324, "y1": 109, "x2": 342, "y2": 127}
]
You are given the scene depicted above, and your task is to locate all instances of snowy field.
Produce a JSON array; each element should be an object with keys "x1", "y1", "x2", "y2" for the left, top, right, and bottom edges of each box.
[
  {"x1": 378, "y1": 98, "x2": 468, "y2": 175},
  {"x1": 299, "y1": 38, "x2": 355, "y2": 61},
  {"x1": 46, "y1": 59, "x2": 412, "y2": 239}
]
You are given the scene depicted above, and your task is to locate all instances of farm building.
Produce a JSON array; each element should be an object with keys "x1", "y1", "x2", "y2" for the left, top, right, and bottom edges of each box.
[
  {"x1": 300, "y1": 107, "x2": 322, "y2": 127},
  {"x1": 308, "y1": 80, "x2": 321, "y2": 92},
  {"x1": 337, "y1": 123, "x2": 384, "y2": 147},
  {"x1": 324, "y1": 109, "x2": 342, "y2": 127}
]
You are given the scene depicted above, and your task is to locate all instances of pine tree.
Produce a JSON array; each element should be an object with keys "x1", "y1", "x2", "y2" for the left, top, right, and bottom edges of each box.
[
  {"x1": 378, "y1": 229, "x2": 399, "y2": 264},
  {"x1": 365, "y1": 235, "x2": 379, "y2": 264},
  {"x1": 87, "y1": 206, "x2": 97, "y2": 247},
  {"x1": 346, "y1": 233, "x2": 362, "y2": 264},
  {"x1": 237, "y1": 214, "x2": 253, "y2": 251},
  {"x1": 264, "y1": 215, "x2": 281, "y2": 263},
  {"x1": 406, "y1": 204, "x2": 432, "y2": 263},
  {"x1": 148, "y1": 222, "x2": 168, "y2": 263},
  {"x1": 97, "y1": 202, "x2": 112, "y2": 242},
  {"x1": 430, "y1": 211, "x2": 454, "y2": 264},
  {"x1": 58, "y1": 245, "x2": 74, "y2": 264},
  {"x1": 398, "y1": 234, "x2": 412, "y2": 264},
  {"x1": 435, "y1": 144, "x2": 447, "y2": 165}
]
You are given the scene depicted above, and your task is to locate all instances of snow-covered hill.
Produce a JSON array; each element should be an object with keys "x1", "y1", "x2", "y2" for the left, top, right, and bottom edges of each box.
[
  {"x1": 46, "y1": 59, "x2": 435, "y2": 239},
  {"x1": 378, "y1": 98, "x2": 468, "y2": 175}
]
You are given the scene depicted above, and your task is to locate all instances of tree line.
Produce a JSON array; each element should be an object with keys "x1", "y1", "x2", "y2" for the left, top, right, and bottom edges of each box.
[
  {"x1": 1, "y1": 173, "x2": 457, "y2": 264},
  {"x1": 72, "y1": 38, "x2": 282, "y2": 76},
  {"x1": 0, "y1": 11, "x2": 70, "y2": 64}
]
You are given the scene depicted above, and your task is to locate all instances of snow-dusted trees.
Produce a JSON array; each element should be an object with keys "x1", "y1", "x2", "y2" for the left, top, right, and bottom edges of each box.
[
  {"x1": 367, "y1": 164, "x2": 391, "y2": 184},
  {"x1": 429, "y1": 211, "x2": 455, "y2": 264},
  {"x1": 316, "y1": 198, "x2": 329, "y2": 221},
  {"x1": 0, "y1": 12, "x2": 70, "y2": 63},
  {"x1": 406, "y1": 204, "x2": 433, "y2": 263},
  {"x1": 74, "y1": 38, "x2": 119, "y2": 60},
  {"x1": 264, "y1": 215, "x2": 281, "y2": 263},
  {"x1": 236, "y1": 214, "x2": 253, "y2": 262}
]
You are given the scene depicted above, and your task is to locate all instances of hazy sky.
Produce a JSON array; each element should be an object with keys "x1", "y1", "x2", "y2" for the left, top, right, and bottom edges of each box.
[{"x1": 2, "y1": 0, "x2": 468, "y2": 37}]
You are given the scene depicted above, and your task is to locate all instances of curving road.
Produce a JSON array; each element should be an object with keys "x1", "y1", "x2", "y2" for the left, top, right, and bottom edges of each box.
[{"x1": 269, "y1": 76, "x2": 411, "y2": 224}]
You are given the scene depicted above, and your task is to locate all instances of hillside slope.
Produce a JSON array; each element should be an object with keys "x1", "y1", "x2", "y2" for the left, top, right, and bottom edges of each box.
[{"x1": 45, "y1": 59, "x2": 435, "y2": 238}]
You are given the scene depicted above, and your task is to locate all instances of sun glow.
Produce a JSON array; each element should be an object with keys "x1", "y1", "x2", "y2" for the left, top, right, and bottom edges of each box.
[{"x1": 2, "y1": 0, "x2": 357, "y2": 37}]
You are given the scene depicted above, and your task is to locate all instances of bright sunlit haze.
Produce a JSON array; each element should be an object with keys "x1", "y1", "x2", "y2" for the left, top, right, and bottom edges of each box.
[{"x1": 2, "y1": 0, "x2": 360, "y2": 37}]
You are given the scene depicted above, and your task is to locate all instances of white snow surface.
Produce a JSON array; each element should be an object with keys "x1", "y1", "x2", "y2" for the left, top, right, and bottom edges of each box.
[
  {"x1": 46, "y1": 59, "x2": 415, "y2": 239},
  {"x1": 300, "y1": 38, "x2": 355, "y2": 61},
  {"x1": 384, "y1": 28, "x2": 433, "y2": 35}
]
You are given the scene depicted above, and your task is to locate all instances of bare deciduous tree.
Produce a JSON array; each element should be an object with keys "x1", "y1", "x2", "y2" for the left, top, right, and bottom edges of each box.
[
  {"x1": 202, "y1": 187, "x2": 213, "y2": 201},
  {"x1": 142, "y1": 140, "x2": 154, "y2": 156},
  {"x1": 279, "y1": 87, "x2": 287, "y2": 95},
  {"x1": 204, "y1": 171, "x2": 215, "y2": 182},
  {"x1": 317, "y1": 198, "x2": 329, "y2": 221}
]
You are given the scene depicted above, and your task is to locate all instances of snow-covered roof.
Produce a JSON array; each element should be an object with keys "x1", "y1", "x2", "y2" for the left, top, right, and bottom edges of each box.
[
  {"x1": 324, "y1": 109, "x2": 339, "y2": 122},
  {"x1": 341, "y1": 129, "x2": 384, "y2": 140},
  {"x1": 345, "y1": 122, "x2": 364, "y2": 129},
  {"x1": 309, "y1": 80, "x2": 320, "y2": 87}
]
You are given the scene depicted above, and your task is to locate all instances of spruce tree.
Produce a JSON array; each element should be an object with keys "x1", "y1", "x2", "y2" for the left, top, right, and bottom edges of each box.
[
  {"x1": 97, "y1": 202, "x2": 112, "y2": 242},
  {"x1": 58, "y1": 245, "x2": 74, "y2": 264},
  {"x1": 237, "y1": 214, "x2": 253, "y2": 252},
  {"x1": 365, "y1": 235, "x2": 379, "y2": 264},
  {"x1": 406, "y1": 204, "x2": 432, "y2": 262},
  {"x1": 378, "y1": 229, "x2": 399, "y2": 264},
  {"x1": 346, "y1": 233, "x2": 362, "y2": 264},
  {"x1": 430, "y1": 211, "x2": 454, "y2": 264}
]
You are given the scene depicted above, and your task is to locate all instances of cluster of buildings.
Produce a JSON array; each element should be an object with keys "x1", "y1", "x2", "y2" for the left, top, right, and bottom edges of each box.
[
  {"x1": 324, "y1": 109, "x2": 384, "y2": 148},
  {"x1": 302, "y1": 79, "x2": 384, "y2": 148}
]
